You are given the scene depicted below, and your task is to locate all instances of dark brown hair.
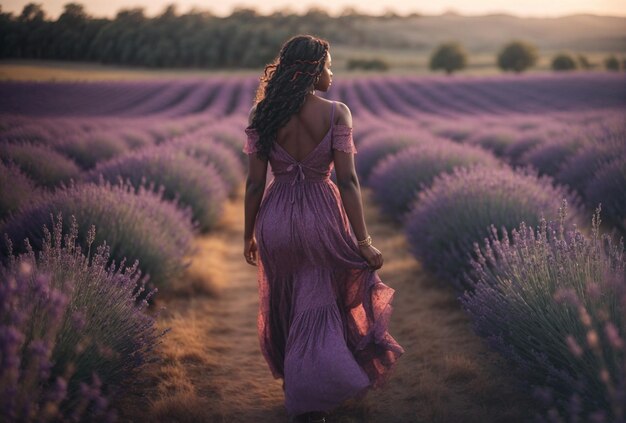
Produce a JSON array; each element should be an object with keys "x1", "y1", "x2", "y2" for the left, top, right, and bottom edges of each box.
[{"x1": 247, "y1": 34, "x2": 330, "y2": 161}]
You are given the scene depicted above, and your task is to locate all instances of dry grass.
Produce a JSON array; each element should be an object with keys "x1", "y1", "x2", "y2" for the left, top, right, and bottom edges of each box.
[
  {"x1": 0, "y1": 59, "x2": 260, "y2": 81},
  {"x1": 115, "y1": 183, "x2": 537, "y2": 422}
]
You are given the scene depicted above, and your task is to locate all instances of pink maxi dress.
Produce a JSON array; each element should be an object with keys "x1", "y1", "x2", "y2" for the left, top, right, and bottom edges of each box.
[{"x1": 243, "y1": 101, "x2": 404, "y2": 419}]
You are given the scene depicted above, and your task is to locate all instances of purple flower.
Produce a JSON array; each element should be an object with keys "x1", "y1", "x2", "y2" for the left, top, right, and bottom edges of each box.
[
  {"x1": 604, "y1": 322, "x2": 624, "y2": 349},
  {"x1": 566, "y1": 335, "x2": 584, "y2": 358}
]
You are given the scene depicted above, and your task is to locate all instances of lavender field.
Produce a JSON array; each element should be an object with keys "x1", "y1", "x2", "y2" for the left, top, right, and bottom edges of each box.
[{"x1": 1, "y1": 71, "x2": 625, "y2": 422}]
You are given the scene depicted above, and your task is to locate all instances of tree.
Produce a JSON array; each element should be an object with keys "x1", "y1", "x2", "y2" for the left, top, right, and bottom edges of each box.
[
  {"x1": 551, "y1": 53, "x2": 577, "y2": 71},
  {"x1": 429, "y1": 42, "x2": 468, "y2": 75},
  {"x1": 604, "y1": 55, "x2": 620, "y2": 71},
  {"x1": 497, "y1": 40, "x2": 538, "y2": 73},
  {"x1": 58, "y1": 3, "x2": 88, "y2": 27},
  {"x1": 19, "y1": 3, "x2": 45, "y2": 22}
]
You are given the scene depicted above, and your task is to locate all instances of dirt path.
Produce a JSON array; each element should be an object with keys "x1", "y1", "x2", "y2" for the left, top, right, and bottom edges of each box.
[{"x1": 120, "y1": 182, "x2": 536, "y2": 423}]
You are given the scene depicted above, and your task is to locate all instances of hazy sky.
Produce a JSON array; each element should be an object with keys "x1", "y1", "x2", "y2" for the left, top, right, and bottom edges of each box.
[{"x1": 3, "y1": 0, "x2": 625, "y2": 18}]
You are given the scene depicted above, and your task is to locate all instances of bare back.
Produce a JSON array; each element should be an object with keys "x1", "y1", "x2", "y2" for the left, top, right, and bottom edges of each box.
[{"x1": 274, "y1": 95, "x2": 335, "y2": 163}]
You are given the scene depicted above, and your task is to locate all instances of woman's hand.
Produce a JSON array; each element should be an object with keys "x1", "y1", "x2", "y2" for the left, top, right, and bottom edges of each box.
[
  {"x1": 358, "y1": 244, "x2": 383, "y2": 270},
  {"x1": 244, "y1": 236, "x2": 258, "y2": 266}
]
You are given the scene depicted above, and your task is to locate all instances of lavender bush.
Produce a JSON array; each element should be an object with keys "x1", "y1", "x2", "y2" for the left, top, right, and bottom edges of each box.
[
  {"x1": 0, "y1": 162, "x2": 39, "y2": 222},
  {"x1": 432, "y1": 123, "x2": 474, "y2": 142},
  {"x1": 87, "y1": 146, "x2": 227, "y2": 232},
  {"x1": 466, "y1": 127, "x2": 518, "y2": 157},
  {"x1": 460, "y1": 203, "x2": 625, "y2": 421},
  {"x1": 1, "y1": 214, "x2": 165, "y2": 422},
  {"x1": 117, "y1": 128, "x2": 155, "y2": 150},
  {"x1": 504, "y1": 129, "x2": 549, "y2": 164},
  {"x1": 55, "y1": 132, "x2": 129, "y2": 169},
  {"x1": 369, "y1": 141, "x2": 501, "y2": 222},
  {"x1": 404, "y1": 164, "x2": 585, "y2": 290},
  {"x1": 355, "y1": 130, "x2": 428, "y2": 184},
  {"x1": 585, "y1": 156, "x2": 626, "y2": 237},
  {"x1": 1, "y1": 178, "x2": 196, "y2": 288},
  {"x1": 0, "y1": 142, "x2": 81, "y2": 188},
  {"x1": 174, "y1": 137, "x2": 243, "y2": 197},
  {"x1": 0, "y1": 123, "x2": 56, "y2": 145},
  {"x1": 517, "y1": 138, "x2": 584, "y2": 177},
  {"x1": 556, "y1": 127, "x2": 626, "y2": 197},
  {"x1": 209, "y1": 128, "x2": 248, "y2": 163},
  {"x1": 145, "y1": 121, "x2": 186, "y2": 144}
]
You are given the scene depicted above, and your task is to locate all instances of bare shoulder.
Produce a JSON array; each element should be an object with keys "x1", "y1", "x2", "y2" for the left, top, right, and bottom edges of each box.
[
  {"x1": 333, "y1": 101, "x2": 352, "y2": 127},
  {"x1": 248, "y1": 103, "x2": 257, "y2": 126}
]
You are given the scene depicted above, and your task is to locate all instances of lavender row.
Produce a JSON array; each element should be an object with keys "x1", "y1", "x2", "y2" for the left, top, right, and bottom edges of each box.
[{"x1": 1, "y1": 73, "x2": 623, "y2": 119}]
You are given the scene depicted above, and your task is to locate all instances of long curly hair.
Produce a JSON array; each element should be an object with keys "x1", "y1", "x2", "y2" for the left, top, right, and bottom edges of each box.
[{"x1": 247, "y1": 34, "x2": 330, "y2": 161}]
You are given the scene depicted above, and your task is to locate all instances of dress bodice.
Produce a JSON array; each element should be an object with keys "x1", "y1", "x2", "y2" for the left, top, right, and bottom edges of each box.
[{"x1": 243, "y1": 101, "x2": 358, "y2": 192}]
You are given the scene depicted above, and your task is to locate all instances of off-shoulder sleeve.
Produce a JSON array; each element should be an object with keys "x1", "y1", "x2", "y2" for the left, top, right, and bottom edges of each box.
[
  {"x1": 332, "y1": 124, "x2": 357, "y2": 154},
  {"x1": 243, "y1": 127, "x2": 259, "y2": 154}
]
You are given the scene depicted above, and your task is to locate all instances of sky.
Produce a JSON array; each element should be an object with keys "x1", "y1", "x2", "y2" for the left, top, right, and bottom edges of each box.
[{"x1": 2, "y1": 0, "x2": 625, "y2": 19}]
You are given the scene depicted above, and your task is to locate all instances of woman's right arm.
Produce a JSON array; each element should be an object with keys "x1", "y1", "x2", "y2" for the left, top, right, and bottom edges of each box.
[
  {"x1": 243, "y1": 105, "x2": 268, "y2": 265},
  {"x1": 332, "y1": 102, "x2": 383, "y2": 270}
]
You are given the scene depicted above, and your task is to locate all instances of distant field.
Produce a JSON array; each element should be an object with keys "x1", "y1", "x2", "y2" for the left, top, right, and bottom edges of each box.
[
  {"x1": 0, "y1": 52, "x2": 620, "y2": 82},
  {"x1": 0, "y1": 60, "x2": 259, "y2": 82}
]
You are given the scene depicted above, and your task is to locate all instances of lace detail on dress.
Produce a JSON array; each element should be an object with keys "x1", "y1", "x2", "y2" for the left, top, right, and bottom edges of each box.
[
  {"x1": 332, "y1": 125, "x2": 357, "y2": 154},
  {"x1": 243, "y1": 127, "x2": 259, "y2": 154}
]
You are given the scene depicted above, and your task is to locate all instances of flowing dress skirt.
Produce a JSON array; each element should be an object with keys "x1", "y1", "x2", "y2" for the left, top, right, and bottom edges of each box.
[{"x1": 254, "y1": 176, "x2": 404, "y2": 418}]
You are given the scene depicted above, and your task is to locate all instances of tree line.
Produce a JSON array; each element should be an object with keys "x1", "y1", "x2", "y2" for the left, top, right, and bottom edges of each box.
[{"x1": 0, "y1": 2, "x2": 418, "y2": 69}]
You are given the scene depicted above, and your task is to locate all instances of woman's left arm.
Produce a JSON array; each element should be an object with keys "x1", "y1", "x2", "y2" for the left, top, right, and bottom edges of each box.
[{"x1": 243, "y1": 105, "x2": 267, "y2": 265}]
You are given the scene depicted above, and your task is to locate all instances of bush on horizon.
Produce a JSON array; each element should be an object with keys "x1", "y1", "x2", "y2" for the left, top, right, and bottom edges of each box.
[
  {"x1": 551, "y1": 53, "x2": 578, "y2": 71},
  {"x1": 497, "y1": 40, "x2": 539, "y2": 73},
  {"x1": 429, "y1": 42, "x2": 468, "y2": 75}
]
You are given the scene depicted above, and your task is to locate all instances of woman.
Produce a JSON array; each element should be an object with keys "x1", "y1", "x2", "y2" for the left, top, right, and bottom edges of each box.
[{"x1": 242, "y1": 34, "x2": 404, "y2": 423}]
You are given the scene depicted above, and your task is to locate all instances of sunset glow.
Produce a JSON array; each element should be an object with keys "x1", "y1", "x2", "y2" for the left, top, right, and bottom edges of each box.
[{"x1": 3, "y1": 0, "x2": 625, "y2": 18}]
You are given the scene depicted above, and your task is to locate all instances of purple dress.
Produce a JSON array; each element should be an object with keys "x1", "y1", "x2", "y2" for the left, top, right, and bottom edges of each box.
[{"x1": 243, "y1": 101, "x2": 404, "y2": 418}]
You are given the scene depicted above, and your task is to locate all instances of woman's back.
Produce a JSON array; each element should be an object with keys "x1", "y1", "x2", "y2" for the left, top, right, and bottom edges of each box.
[{"x1": 274, "y1": 95, "x2": 336, "y2": 163}]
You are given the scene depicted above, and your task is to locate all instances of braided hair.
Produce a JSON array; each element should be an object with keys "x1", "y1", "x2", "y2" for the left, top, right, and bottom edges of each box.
[{"x1": 248, "y1": 34, "x2": 330, "y2": 161}]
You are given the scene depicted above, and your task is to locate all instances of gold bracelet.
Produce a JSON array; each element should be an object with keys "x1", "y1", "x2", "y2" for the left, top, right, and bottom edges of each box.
[{"x1": 357, "y1": 235, "x2": 372, "y2": 246}]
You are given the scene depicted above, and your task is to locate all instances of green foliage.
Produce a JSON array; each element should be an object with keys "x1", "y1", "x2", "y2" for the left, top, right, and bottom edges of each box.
[
  {"x1": 551, "y1": 53, "x2": 578, "y2": 71},
  {"x1": 429, "y1": 42, "x2": 468, "y2": 74},
  {"x1": 604, "y1": 55, "x2": 621, "y2": 71},
  {"x1": 0, "y1": 3, "x2": 413, "y2": 69},
  {"x1": 497, "y1": 40, "x2": 538, "y2": 73},
  {"x1": 346, "y1": 58, "x2": 389, "y2": 71}
]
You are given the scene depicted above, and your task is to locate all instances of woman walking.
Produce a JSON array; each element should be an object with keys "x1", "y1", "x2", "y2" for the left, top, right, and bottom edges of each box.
[{"x1": 242, "y1": 34, "x2": 404, "y2": 423}]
